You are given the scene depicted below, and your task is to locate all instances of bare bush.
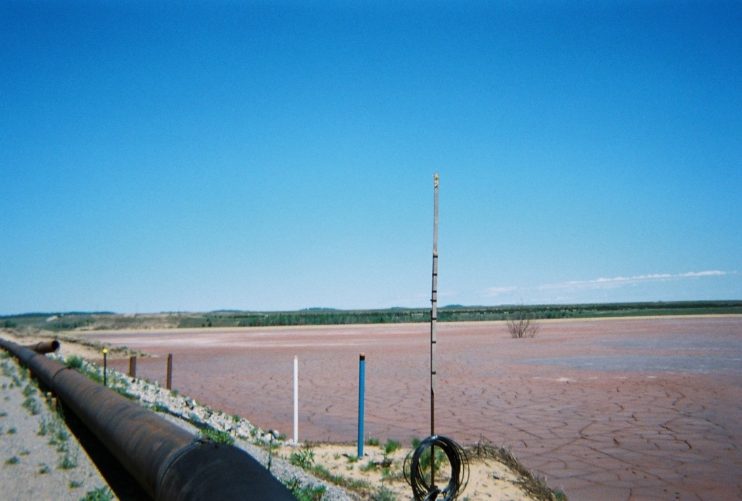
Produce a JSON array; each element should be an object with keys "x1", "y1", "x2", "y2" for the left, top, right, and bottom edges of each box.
[{"x1": 505, "y1": 309, "x2": 538, "y2": 338}]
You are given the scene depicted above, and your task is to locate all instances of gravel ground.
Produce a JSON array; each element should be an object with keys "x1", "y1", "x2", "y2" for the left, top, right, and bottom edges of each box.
[{"x1": 0, "y1": 352, "x2": 111, "y2": 500}]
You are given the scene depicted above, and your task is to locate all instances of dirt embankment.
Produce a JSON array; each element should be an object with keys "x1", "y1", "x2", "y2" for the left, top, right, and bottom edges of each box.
[{"x1": 0, "y1": 329, "x2": 144, "y2": 360}]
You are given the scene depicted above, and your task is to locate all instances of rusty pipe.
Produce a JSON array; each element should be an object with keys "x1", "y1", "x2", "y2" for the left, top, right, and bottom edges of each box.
[
  {"x1": 0, "y1": 338, "x2": 293, "y2": 501},
  {"x1": 25, "y1": 339, "x2": 60, "y2": 354}
]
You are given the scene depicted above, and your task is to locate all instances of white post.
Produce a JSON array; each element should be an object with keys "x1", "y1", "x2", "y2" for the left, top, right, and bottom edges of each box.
[{"x1": 293, "y1": 355, "x2": 299, "y2": 444}]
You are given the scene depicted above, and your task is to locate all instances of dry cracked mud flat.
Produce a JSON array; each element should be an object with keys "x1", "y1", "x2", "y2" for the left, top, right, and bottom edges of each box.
[{"x1": 89, "y1": 316, "x2": 742, "y2": 500}]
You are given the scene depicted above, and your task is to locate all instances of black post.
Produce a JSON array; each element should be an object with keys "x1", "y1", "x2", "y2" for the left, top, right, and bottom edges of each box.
[
  {"x1": 166, "y1": 353, "x2": 173, "y2": 390},
  {"x1": 103, "y1": 349, "x2": 108, "y2": 387}
]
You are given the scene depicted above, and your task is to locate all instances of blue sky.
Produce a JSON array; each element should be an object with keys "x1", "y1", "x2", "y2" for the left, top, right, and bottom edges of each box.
[{"x1": 2, "y1": 1, "x2": 740, "y2": 314}]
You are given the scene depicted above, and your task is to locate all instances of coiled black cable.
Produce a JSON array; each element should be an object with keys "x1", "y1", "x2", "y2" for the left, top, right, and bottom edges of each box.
[{"x1": 404, "y1": 435, "x2": 469, "y2": 500}]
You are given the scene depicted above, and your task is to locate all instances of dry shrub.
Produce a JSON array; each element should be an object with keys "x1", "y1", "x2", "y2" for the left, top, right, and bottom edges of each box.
[
  {"x1": 469, "y1": 437, "x2": 567, "y2": 500},
  {"x1": 506, "y1": 309, "x2": 539, "y2": 338}
]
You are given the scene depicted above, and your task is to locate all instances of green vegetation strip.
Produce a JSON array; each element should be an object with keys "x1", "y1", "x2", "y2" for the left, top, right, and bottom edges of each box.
[{"x1": 2, "y1": 300, "x2": 740, "y2": 331}]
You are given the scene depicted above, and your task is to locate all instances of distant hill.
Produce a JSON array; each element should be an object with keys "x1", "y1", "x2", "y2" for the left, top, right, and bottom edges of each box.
[{"x1": 2, "y1": 300, "x2": 740, "y2": 332}]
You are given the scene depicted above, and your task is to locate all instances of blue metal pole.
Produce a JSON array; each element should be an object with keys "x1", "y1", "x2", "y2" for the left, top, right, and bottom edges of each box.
[{"x1": 357, "y1": 353, "x2": 366, "y2": 458}]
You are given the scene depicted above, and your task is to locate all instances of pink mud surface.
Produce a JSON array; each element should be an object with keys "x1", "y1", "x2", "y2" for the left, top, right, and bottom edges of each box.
[{"x1": 92, "y1": 317, "x2": 742, "y2": 500}]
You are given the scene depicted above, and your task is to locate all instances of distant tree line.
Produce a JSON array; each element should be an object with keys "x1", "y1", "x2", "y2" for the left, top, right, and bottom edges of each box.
[{"x1": 2, "y1": 300, "x2": 740, "y2": 331}]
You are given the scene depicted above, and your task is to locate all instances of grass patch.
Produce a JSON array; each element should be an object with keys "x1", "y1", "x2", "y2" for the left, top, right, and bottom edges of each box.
[
  {"x1": 199, "y1": 427, "x2": 235, "y2": 446},
  {"x1": 5, "y1": 456, "x2": 19, "y2": 465},
  {"x1": 65, "y1": 355, "x2": 84, "y2": 369},
  {"x1": 310, "y1": 463, "x2": 372, "y2": 493},
  {"x1": 289, "y1": 448, "x2": 315, "y2": 469},
  {"x1": 151, "y1": 402, "x2": 169, "y2": 413},
  {"x1": 372, "y1": 486, "x2": 397, "y2": 501},
  {"x1": 80, "y1": 487, "x2": 114, "y2": 501},
  {"x1": 384, "y1": 439, "x2": 401, "y2": 455},
  {"x1": 38, "y1": 417, "x2": 49, "y2": 436},
  {"x1": 366, "y1": 437, "x2": 380, "y2": 446},
  {"x1": 360, "y1": 460, "x2": 378, "y2": 472},
  {"x1": 407, "y1": 443, "x2": 446, "y2": 477},
  {"x1": 48, "y1": 422, "x2": 69, "y2": 447},
  {"x1": 283, "y1": 478, "x2": 326, "y2": 501},
  {"x1": 23, "y1": 396, "x2": 42, "y2": 415},
  {"x1": 381, "y1": 465, "x2": 403, "y2": 482},
  {"x1": 1, "y1": 360, "x2": 14, "y2": 377},
  {"x1": 64, "y1": 356, "x2": 105, "y2": 384},
  {"x1": 113, "y1": 386, "x2": 137, "y2": 400},
  {"x1": 58, "y1": 446, "x2": 78, "y2": 470}
]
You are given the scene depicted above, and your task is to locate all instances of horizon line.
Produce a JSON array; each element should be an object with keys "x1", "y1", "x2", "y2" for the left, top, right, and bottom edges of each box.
[{"x1": 3, "y1": 298, "x2": 742, "y2": 317}]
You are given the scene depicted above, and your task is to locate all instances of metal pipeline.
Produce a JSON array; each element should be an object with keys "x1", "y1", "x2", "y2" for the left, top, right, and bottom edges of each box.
[
  {"x1": 0, "y1": 338, "x2": 293, "y2": 501},
  {"x1": 25, "y1": 339, "x2": 60, "y2": 354}
]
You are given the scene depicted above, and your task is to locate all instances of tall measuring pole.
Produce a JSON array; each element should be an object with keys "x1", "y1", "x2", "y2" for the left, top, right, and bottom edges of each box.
[
  {"x1": 430, "y1": 173, "x2": 439, "y2": 486},
  {"x1": 430, "y1": 173, "x2": 439, "y2": 435}
]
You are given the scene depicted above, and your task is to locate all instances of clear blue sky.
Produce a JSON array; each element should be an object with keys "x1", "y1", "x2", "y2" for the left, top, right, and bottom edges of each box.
[{"x1": 2, "y1": 1, "x2": 740, "y2": 314}]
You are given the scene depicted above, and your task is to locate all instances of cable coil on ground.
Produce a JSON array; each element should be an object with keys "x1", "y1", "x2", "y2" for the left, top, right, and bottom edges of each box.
[{"x1": 404, "y1": 435, "x2": 469, "y2": 501}]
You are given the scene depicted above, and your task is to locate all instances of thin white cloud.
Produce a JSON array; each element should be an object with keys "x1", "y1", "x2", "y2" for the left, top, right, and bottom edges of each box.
[
  {"x1": 485, "y1": 270, "x2": 732, "y2": 296},
  {"x1": 485, "y1": 286, "x2": 519, "y2": 296},
  {"x1": 681, "y1": 271, "x2": 728, "y2": 278}
]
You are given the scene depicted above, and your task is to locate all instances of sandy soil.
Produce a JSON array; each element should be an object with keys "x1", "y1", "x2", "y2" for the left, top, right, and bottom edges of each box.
[
  {"x1": 79, "y1": 316, "x2": 742, "y2": 500},
  {"x1": 269, "y1": 441, "x2": 537, "y2": 500}
]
